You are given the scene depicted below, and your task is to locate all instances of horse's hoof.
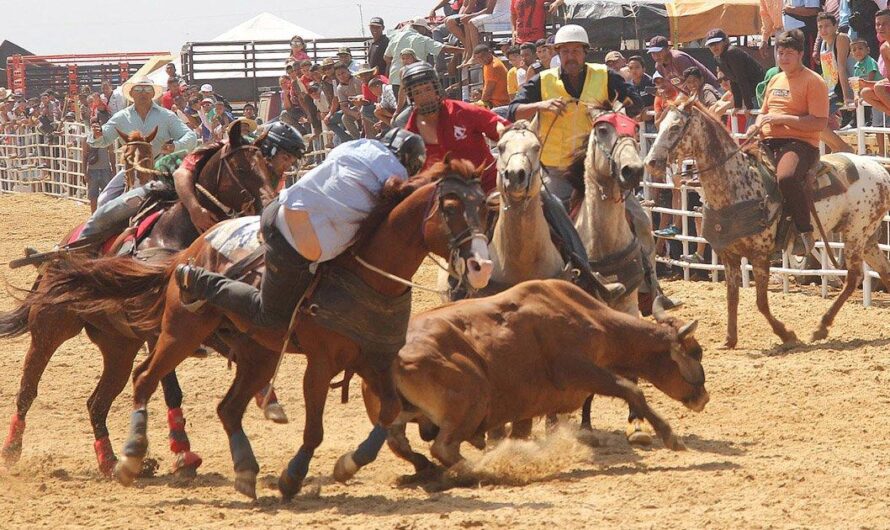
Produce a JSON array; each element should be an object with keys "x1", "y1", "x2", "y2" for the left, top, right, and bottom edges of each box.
[
  {"x1": 782, "y1": 331, "x2": 800, "y2": 345},
  {"x1": 114, "y1": 456, "x2": 142, "y2": 486},
  {"x1": 626, "y1": 420, "x2": 653, "y2": 446},
  {"x1": 664, "y1": 434, "x2": 687, "y2": 451},
  {"x1": 333, "y1": 452, "x2": 359, "y2": 483},
  {"x1": 234, "y1": 469, "x2": 258, "y2": 499},
  {"x1": 579, "y1": 422, "x2": 593, "y2": 432},
  {"x1": 722, "y1": 340, "x2": 737, "y2": 349},
  {"x1": 1, "y1": 444, "x2": 22, "y2": 466},
  {"x1": 263, "y1": 403, "x2": 289, "y2": 424},
  {"x1": 171, "y1": 451, "x2": 202, "y2": 478},
  {"x1": 811, "y1": 327, "x2": 829, "y2": 341},
  {"x1": 277, "y1": 469, "x2": 302, "y2": 501}
]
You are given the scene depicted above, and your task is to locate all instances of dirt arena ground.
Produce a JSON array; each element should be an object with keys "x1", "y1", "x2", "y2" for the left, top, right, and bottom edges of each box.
[{"x1": 1, "y1": 194, "x2": 889, "y2": 529}]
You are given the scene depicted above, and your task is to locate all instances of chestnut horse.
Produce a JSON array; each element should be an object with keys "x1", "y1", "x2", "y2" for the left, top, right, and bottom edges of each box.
[
  {"x1": 0, "y1": 122, "x2": 277, "y2": 478},
  {"x1": 26, "y1": 158, "x2": 492, "y2": 500}
]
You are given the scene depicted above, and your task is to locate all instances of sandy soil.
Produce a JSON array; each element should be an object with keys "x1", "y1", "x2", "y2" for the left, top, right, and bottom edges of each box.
[{"x1": 1, "y1": 194, "x2": 889, "y2": 529}]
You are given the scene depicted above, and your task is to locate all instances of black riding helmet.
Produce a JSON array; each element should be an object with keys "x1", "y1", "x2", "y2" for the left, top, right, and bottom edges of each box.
[
  {"x1": 381, "y1": 128, "x2": 426, "y2": 176},
  {"x1": 260, "y1": 121, "x2": 306, "y2": 159},
  {"x1": 401, "y1": 62, "x2": 443, "y2": 115}
]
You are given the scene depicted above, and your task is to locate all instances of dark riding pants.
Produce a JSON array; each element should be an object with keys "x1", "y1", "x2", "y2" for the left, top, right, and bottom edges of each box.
[
  {"x1": 189, "y1": 200, "x2": 314, "y2": 328},
  {"x1": 763, "y1": 138, "x2": 818, "y2": 233}
]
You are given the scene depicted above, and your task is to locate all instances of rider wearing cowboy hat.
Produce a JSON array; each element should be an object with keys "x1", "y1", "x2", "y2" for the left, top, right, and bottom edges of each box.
[
  {"x1": 508, "y1": 24, "x2": 678, "y2": 309},
  {"x1": 174, "y1": 128, "x2": 428, "y2": 328},
  {"x1": 401, "y1": 60, "x2": 624, "y2": 302},
  {"x1": 78, "y1": 75, "x2": 198, "y2": 241}
]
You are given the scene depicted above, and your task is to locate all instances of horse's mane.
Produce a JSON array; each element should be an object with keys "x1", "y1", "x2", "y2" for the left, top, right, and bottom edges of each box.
[
  {"x1": 352, "y1": 157, "x2": 478, "y2": 252},
  {"x1": 565, "y1": 132, "x2": 591, "y2": 194}
]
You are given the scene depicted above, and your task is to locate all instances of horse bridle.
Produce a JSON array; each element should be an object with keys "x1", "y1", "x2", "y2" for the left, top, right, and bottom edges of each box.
[
  {"x1": 497, "y1": 129, "x2": 543, "y2": 211},
  {"x1": 352, "y1": 174, "x2": 489, "y2": 294},
  {"x1": 590, "y1": 112, "x2": 640, "y2": 202},
  {"x1": 120, "y1": 140, "x2": 156, "y2": 189},
  {"x1": 198, "y1": 144, "x2": 267, "y2": 219}
]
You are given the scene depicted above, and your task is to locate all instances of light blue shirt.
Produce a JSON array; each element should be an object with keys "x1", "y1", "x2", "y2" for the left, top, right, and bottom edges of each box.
[
  {"x1": 384, "y1": 28, "x2": 446, "y2": 85},
  {"x1": 276, "y1": 139, "x2": 408, "y2": 262},
  {"x1": 782, "y1": 0, "x2": 821, "y2": 31},
  {"x1": 88, "y1": 102, "x2": 197, "y2": 156}
]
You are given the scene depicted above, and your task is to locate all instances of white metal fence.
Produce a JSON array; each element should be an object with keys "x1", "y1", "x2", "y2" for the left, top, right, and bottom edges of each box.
[
  {"x1": 0, "y1": 123, "x2": 89, "y2": 201},
  {"x1": 637, "y1": 105, "x2": 890, "y2": 307}
]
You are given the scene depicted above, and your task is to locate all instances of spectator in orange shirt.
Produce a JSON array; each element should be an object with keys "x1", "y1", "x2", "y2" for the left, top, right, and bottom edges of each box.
[
  {"x1": 473, "y1": 44, "x2": 510, "y2": 108},
  {"x1": 652, "y1": 71, "x2": 680, "y2": 126}
]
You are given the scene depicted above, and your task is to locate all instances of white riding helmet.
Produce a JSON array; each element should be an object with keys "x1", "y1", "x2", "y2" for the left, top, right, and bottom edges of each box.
[{"x1": 553, "y1": 24, "x2": 590, "y2": 48}]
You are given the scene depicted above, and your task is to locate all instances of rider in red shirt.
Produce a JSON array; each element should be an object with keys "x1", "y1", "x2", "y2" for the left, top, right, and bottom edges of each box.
[
  {"x1": 400, "y1": 61, "x2": 623, "y2": 301},
  {"x1": 403, "y1": 62, "x2": 507, "y2": 193}
]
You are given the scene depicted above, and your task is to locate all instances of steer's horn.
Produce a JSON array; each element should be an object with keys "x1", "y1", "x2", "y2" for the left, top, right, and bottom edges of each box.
[
  {"x1": 678, "y1": 320, "x2": 699, "y2": 339},
  {"x1": 652, "y1": 295, "x2": 669, "y2": 323}
]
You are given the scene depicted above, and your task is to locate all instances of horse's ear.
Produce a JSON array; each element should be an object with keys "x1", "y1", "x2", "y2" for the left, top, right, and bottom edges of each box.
[
  {"x1": 496, "y1": 121, "x2": 507, "y2": 137},
  {"x1": 115, "y1": 128, "x2": 129, "y2": 143},
  {"x1": 253, "y1": 129, "x2": 269, "y2": 147},
  {"x1": 145, "y1": 126, "x2": 159, "y2": 143},
  {"x1": 443, "y1": 152, "x2": 453, "y2": 165},
  {"x1": 529, "y1": 113, "x2": 540, "y2": 135},
  {"x1": 227, "y1": 119, "x2": 243, "y2": 146}
]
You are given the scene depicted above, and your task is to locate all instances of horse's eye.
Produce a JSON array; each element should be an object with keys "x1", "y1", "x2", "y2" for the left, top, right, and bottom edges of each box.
[{"x1": 669, "y1": 123, "x2": 681, "y2": 132}]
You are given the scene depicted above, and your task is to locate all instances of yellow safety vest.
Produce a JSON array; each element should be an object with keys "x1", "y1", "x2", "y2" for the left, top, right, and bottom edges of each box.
[{"x1": 539, "y1": 63, "x2": 609, "y2": 168}]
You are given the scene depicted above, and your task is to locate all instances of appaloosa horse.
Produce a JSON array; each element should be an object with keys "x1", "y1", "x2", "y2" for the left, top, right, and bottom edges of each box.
[
  {"x1": 27, "y1": 158, "x2": 493, "y2": 500},
  {"x1": 0, "y1": 122, "x2": 278, "y2": 478},
  {"x1": 645, "y1": 96, "x2": 890, "y2": 346}
]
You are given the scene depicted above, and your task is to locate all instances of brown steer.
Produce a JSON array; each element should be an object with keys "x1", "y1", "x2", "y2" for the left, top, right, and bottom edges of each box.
[{"x1": 334, "y1": 279, "x2": 709, "y2": 480}]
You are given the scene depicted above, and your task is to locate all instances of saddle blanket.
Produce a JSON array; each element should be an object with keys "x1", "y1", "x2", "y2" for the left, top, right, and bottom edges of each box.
[{"x1": 205, "y1": 216, "x2": 262, "y2": 262}]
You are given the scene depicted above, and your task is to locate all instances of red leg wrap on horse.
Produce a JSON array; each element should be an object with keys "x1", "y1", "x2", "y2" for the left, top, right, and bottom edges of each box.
[
  {"x1": 167, "y1": 407, "x2": 191, "y2": 454},
  {"x1": 4, "y1": 413, "x2": 25, "y2": 448},
  {"x1": 93, "y1": 436, "x2": 117, "y2": 477}
]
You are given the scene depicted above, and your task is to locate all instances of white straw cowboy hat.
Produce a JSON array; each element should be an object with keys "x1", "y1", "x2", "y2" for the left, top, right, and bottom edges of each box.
[{"x1": 122, "y1": 75, "x2": 164, "y2": 102}]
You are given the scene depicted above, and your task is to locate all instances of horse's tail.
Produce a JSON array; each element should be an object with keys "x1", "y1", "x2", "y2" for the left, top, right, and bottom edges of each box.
[
  {"x1": 0, "y1": 277, "x2": 39, "y2": 338},
  {"x1": 29, "y1": 253, "x2": 181, "y2": 332}
]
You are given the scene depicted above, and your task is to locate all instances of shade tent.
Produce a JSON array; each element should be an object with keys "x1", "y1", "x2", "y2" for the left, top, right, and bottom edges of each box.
[
  {"x1": 211, "y1": 12, "x2": 324, "y2": 42},
  {"x1": 565, "y1": 0, "x2": 761, "y2": 48},
  {"x1": 666, "y1": 0, "x2": 761, "y2": 44}
]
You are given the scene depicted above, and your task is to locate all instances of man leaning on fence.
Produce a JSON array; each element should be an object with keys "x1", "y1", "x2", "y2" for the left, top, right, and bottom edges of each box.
[{"x1": 78, "y1": 76, "x2": 197, "y2": 242}]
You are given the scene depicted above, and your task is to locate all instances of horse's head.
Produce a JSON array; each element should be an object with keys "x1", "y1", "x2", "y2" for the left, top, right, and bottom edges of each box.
[
  {"x1": 644, "y1": 95, "x2": 705, "y2": 178},
  {"x1": 423, "y1": 157, "x2": 493, "y2": 290},
  {"x1": 116, "y1": 127, "x2": 157, "y2": 188},
  {"x1": 582, "y1": 108, "x2": 644, "y2": 200},
  {"x1": 495, "y1": 118, "x2": 543, "y2": 207},
  {"x1": 199, "y1": 121, "x2": 276, "y2": 219}
]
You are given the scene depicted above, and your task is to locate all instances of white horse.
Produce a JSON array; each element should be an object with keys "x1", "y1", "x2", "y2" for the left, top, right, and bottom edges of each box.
[
  {"x1": 645, "y1": 96, "x2": 890, "y2": 346},
  {"x1": 568, "y1": 109, "x2": 651, "y2": 443},
  {"x1": 436, "y1": 119, "x2": 564, "y2": 299}
]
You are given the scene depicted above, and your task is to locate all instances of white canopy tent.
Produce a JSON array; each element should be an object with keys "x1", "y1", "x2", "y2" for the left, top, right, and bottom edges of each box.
[{"x1": 211, "y1": 12, "x2": 324, "y2": 42}]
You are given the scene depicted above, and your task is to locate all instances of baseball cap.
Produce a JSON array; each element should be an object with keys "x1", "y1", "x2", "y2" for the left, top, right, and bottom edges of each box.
[
  {"x1": 604, "y1": 51, "x2": 625, "y2": 63},
  {"x1": 647, "y1": 36, "x2": 670, "y2": 53},
  {"x1": 705, "y1": 29, "x2": 728, "y2": 46},
  {"x1": 369, "y1": 16, "x2": 384, "y2": 27},
  {"x1": 200, "y1": 83, "x2": 213, "y2": 92},
  {"x1": 652, "y1": 71, "x2": 663, "y2": 80}
]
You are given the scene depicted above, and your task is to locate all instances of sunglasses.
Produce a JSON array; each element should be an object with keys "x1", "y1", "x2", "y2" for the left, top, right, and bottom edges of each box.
[{"x1": 131, "y1": 86, "x2": 155, "y2": 94}]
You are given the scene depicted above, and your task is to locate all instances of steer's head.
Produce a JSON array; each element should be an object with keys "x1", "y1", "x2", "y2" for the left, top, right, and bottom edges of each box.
[{"x1": 647, "y1": 296, "x2": 709, "y2": 412}]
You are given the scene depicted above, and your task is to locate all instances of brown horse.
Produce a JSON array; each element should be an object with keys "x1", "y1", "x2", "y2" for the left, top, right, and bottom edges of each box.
[
  {"x1": 26, "y1": 158, "x2": 492, "y2": 499},
  {"x1": 0, "y1": 121, "x2": 277, "y2": 478}
]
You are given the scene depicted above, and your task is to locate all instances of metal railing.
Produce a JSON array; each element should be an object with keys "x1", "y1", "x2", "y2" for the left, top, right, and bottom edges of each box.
[{"x1": 637, "y1": 105, "x2": 890, "y2": 307}]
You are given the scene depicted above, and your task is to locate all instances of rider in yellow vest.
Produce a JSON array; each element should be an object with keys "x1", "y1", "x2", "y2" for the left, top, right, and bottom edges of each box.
[
  {"x1": 508, "y1": 24, "x2": 680, "y2": 312},
  {"x1": 510, "y1": 24, "x2": 641, "y2": 200}
]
